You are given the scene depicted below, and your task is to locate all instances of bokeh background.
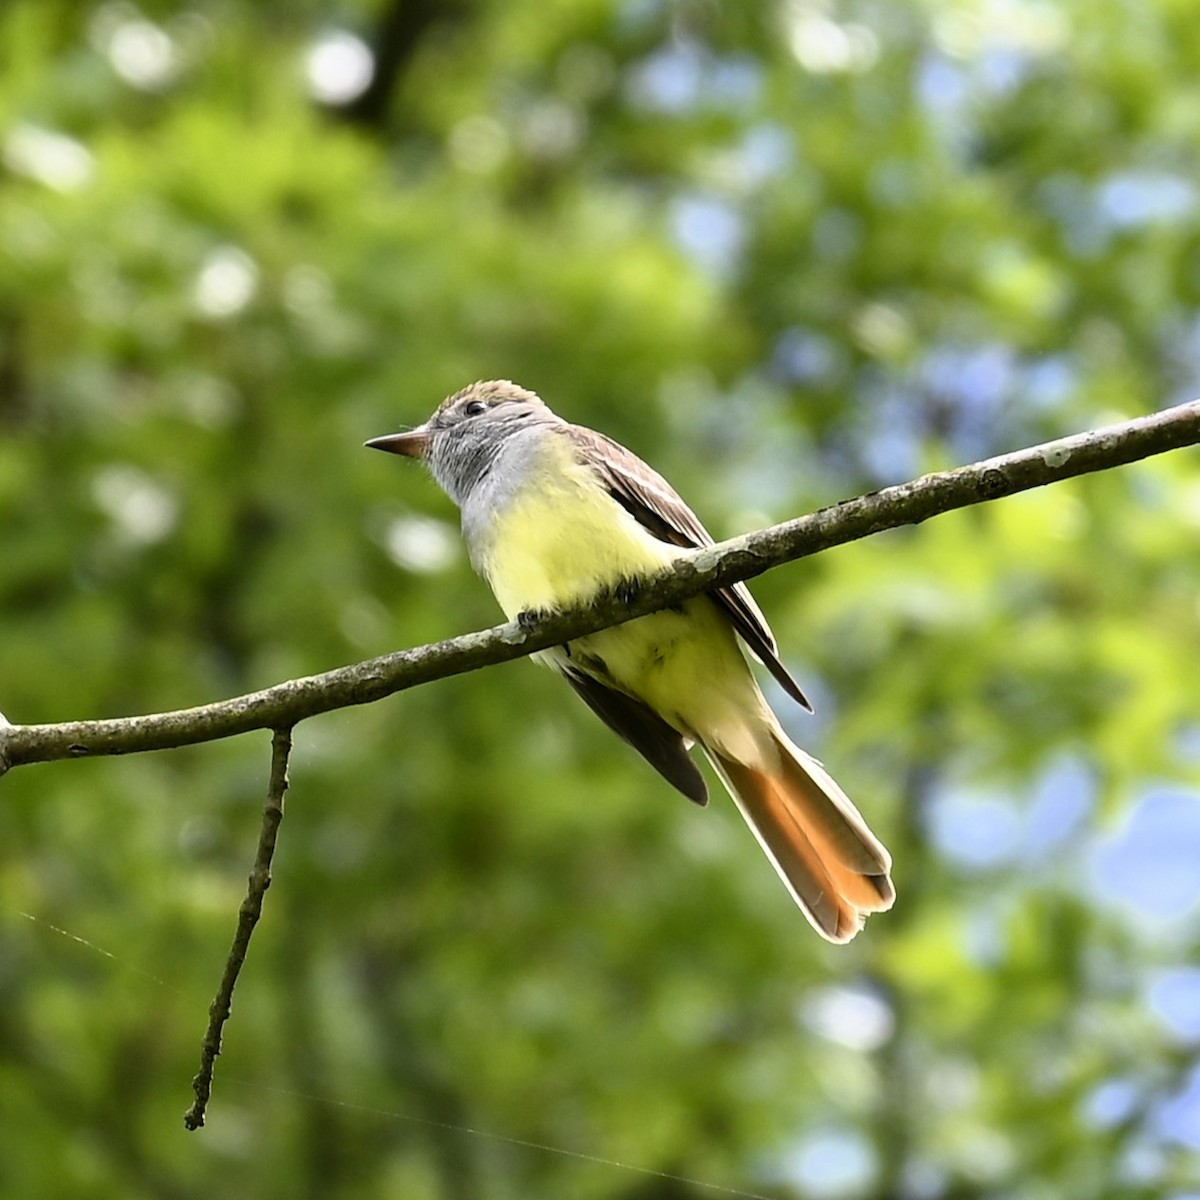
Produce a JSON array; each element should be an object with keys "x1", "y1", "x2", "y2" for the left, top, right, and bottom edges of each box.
[{"x1": 2, "y1": 1, "x2": 1199, "y2": 1197}]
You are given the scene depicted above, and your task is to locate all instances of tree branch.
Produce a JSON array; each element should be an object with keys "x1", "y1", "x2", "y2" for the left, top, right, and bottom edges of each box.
[
  {"x1": 339, "y1": 0, "x2": 469, "y2": 129},
  {"x1": 184, "y1": 726, "x2": 292, "y2": 1130},
  {"x1": 1, "y1": 400, "x2": 1197, "y2": 772}
]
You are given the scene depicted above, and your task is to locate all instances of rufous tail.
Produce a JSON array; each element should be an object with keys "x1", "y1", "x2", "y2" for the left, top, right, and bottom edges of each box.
[{"x1": 709, "y1": 732, "x2": 894, "y2": 943}]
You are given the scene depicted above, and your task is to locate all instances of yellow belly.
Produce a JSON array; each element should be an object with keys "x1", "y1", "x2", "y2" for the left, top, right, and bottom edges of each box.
[
  {"x1": 474, "y1": 452, "x2": 767, "y2": 759},
  {"x1": 564, "y1": 598, "x2": 770, "y2": 760}
]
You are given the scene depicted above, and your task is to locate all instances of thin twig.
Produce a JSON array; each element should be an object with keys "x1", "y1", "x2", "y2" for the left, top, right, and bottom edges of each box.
[
  {"x1": 1, "y1": 400, "x2": 1197, "y2": 771},
  {"x1": 184, "y1": 726, "x2": 292, "y2": 1130}
]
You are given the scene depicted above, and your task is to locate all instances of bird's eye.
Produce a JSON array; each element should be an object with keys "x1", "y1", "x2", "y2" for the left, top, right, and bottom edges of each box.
[{"x1": 464, "y1": 400, "x2": 487, "y2": 417}]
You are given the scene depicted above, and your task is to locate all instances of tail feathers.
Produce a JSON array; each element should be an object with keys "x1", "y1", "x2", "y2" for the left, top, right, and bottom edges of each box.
[{"x1": 709, "y1": 735, "x2": 894, "y2": 943}]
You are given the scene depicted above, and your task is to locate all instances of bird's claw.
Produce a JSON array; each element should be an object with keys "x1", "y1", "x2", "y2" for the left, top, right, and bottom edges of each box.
[{"x1": 615, "y1": 577, "x2": 641, "y2": 606}]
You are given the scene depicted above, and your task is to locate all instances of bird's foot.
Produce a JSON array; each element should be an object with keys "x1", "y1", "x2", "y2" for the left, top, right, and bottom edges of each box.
[
  {"x1": 614, "y1": 577, "x2": 641, "y2": 607},
  {"x1": 516, "y1": 608, "x2": 544, "y2": 634}
]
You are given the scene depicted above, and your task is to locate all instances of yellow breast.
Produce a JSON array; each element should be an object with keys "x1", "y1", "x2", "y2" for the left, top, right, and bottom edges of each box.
[{"x1": 478, "y1": 440, "x2": 681, "y2": 619}]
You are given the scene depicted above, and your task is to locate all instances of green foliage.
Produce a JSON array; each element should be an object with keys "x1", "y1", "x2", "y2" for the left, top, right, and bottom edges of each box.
[{"x1": 2, "y1": 1, "x2": 1199, "y2": 1196}]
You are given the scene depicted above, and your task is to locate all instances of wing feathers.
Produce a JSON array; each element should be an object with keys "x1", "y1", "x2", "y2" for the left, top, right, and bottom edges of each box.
[
  {"x1": 567, "y1": 425, "x2": 811, "y2": 711},
  {"x1": 562, "y1": 668, "x2": 709, "y2": 806}
]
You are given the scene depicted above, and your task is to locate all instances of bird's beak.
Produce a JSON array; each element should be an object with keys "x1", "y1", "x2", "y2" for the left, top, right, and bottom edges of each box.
[{"x1": 364, "y1": 427, "x2": 430, "y2": 459}]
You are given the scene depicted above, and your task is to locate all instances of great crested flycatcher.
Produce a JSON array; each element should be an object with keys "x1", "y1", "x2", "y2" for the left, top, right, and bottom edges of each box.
[{"x1": 367, "y1": 380, "x2": 894, "y2": 942}]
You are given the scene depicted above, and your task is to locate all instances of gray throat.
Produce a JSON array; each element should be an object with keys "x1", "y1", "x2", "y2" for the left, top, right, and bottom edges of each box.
[{"x1": 446, "y1": 425, "x2": 554, "y2": 572}]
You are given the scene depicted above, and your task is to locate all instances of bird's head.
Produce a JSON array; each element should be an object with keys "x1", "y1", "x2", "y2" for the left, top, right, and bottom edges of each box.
[{"x1": 366, "y1": 380, "x2": 555, "y2": 505}]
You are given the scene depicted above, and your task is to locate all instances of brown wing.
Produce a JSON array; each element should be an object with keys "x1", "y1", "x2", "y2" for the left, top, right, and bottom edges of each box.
[
  {"x1": 562, "y1": 668, "x2": 709, "y2": 806},
  {"x1": 566, "y1": 424, "x2": 812, "y2": 712}
]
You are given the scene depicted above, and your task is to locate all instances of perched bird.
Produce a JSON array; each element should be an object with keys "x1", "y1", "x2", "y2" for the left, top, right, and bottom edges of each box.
[{"x1": 367, "y1": 381, "x2": 894, "y2": 941}]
